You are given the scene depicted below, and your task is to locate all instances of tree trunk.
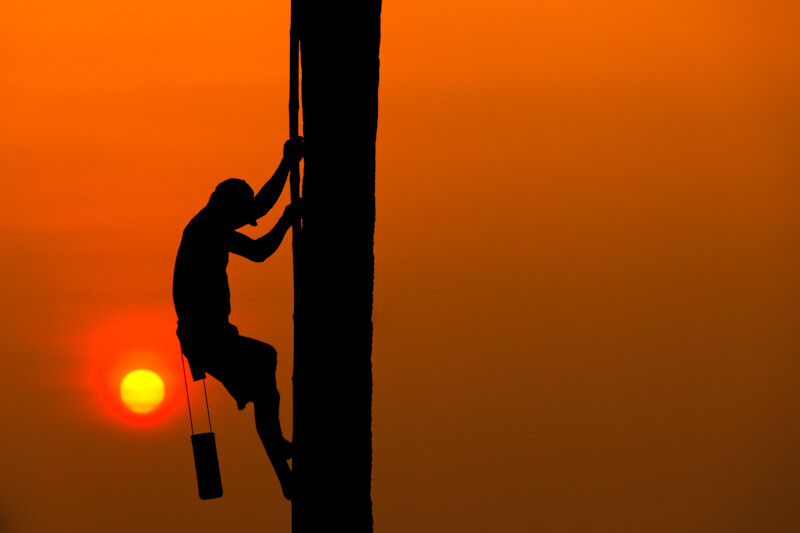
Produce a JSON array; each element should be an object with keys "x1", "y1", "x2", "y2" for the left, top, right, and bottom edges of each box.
[{"x1": 292, "y1": 2, "x2": 381, "y2": 531}]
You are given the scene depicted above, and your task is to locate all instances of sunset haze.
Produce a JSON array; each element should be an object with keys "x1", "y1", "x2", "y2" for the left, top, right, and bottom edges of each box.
[{"x1": 1, "y1": 1, "x2": 799, "y2": 532}]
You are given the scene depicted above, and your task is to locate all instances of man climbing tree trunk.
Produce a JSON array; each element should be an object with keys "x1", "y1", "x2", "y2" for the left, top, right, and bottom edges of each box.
[{"x1": 291, "y1": 2, "x2": 381, "y2": 531}]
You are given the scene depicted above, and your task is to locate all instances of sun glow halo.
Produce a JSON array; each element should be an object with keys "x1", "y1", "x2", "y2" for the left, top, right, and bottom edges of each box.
[{"x1": 120, "y1": 369, "x2": 165, "y2": 414}]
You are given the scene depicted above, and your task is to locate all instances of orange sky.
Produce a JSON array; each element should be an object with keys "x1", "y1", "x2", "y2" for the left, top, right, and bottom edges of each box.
[{"x1": 2, "y1": 1, "x2": 800, "y2": 531}]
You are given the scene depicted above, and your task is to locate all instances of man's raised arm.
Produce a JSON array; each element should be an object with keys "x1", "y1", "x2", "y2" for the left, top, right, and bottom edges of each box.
[
  {"x1": 230, "y1": 204, "x2": 297, "y2": 263},
  {"x1": 252, "y1": 139, "x2": 304, "y2": 220}
]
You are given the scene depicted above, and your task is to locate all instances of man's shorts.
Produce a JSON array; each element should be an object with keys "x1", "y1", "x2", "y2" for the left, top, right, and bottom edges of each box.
[{"x1": 177, "y1": 323, "x2": 278, "y2": 410}]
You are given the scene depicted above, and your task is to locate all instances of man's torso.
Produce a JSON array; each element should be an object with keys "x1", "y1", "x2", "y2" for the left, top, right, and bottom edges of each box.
[{"x1": 173, "y1": 208, "x2": 233, "y2": 329}]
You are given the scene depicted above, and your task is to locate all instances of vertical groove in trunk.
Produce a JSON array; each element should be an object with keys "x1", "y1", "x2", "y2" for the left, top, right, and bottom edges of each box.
[{"x1": 292, "y1": 2, "x2": 381, "y2": 531}]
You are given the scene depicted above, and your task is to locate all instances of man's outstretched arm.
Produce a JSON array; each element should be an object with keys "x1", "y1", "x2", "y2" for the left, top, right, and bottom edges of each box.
[
  {"x1": 252, "y1": 139, "x2": 304, "y2": 220},
  {"x1": 230, "y1": 204, "x2": 296, "y2": 262}
]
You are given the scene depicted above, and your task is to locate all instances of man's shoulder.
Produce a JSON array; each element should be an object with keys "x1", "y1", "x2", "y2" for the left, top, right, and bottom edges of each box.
[{"x1": 185, "y1": 209, "x2": 211, "y2": 232}]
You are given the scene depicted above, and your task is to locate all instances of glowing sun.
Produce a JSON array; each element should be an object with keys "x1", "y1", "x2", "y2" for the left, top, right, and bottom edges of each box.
[{"x1": 120, "y1": 369, "x2": 165, "y2": 413}]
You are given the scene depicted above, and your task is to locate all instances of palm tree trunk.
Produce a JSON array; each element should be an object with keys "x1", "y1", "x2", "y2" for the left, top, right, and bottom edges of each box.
[{"x1": 292, "y1": 2, "x2": 381, "y2": 531}]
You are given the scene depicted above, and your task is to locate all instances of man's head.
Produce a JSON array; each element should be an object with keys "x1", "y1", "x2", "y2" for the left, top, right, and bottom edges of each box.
[{"x1": 209, "y1": 178, "x2": 258, "y2": 228}]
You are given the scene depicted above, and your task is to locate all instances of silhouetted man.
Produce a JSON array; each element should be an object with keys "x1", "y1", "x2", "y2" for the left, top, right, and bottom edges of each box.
[{"x1": 173, "y1": 139, "x2": 302, "y2": 501}]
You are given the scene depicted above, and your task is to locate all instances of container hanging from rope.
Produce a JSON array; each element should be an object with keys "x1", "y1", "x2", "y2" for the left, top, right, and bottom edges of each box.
[
  {"x1": 191, "y1": 432, "x2": 223, "y2": 500},
  {"x1": 182, "y1": 355, "x2": 223, "y2": 500}
]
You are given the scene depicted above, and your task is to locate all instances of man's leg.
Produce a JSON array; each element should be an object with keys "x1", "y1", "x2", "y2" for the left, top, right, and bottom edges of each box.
[
  {"x1": 205, "y1": 333, "x2": 293, "y2": 499},
  {"x1": 254, "y1": 390, "x2": 293, "y2": 500},
  {"x1": 233, "y1": 336, "x2": 293, "y2": 500}
]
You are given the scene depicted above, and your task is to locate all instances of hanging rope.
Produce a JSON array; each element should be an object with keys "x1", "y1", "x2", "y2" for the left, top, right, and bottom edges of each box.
[
  {"x1": 289, "y1": 0, "x2": 302, "y2": 340},
  {"x1": 181, "y1": 354, "x2": 195, "y2": 435},
  {"x1": 182, "y1": 353, "x2": 223, "y2": 500},
  {"x1": 181, "y1": 354, "x2": 214, "y2": 435},
  {"x1": 202, "y1": 377, "x2": 213, "y2": 432},
  {"x1": 289, "y1": 0, "x2": 302, "y2": 467},
  {"x1": 289, "y1": 1, "x2": 302, "y2": 520}
]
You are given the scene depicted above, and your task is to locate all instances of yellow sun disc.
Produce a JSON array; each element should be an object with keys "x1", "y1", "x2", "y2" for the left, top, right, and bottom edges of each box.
[{"x1": 120, "y1": 369, "x2": 165, "y2": 413}]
